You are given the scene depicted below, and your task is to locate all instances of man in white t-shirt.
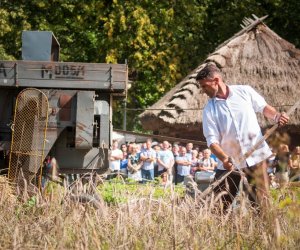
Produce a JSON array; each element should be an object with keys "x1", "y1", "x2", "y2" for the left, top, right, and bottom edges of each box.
[
  {"x1": 196, "y1": 63, "x2": 289, "y2": 210},
  {"x1": 140, "y1": 139, "x2": 157, "y2": 181},
  {"x1": 109, "y1": 140, "x2": 123, "y2": 172},
  {"x1": 175, "y1": 147, "x2": 192, "y2": 184},
  {"x1": 157, "y1": 141, "x2": 174, "y2": 181}
]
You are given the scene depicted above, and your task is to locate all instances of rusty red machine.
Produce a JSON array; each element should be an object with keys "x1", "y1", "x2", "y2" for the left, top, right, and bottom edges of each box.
[{"x1": 0, "y1": 31, "x2": 128, "y2": 185}]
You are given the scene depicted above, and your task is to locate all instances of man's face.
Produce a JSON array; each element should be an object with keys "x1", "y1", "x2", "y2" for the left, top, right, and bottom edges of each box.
[
  {"x1": 186, "y1": 143, "x2": 193, "y2": 151},
  {"x1": 146, "y1": 141, "x2": 152, "y2": 149},
  {"x1": 113, "y1": 141, "x2": 118, "y2": 149},
  {"x1": 181, "y1": 148, "x2": 186, "y2": 155},
  {"x1": 198, "y1": 78, "x2": 218, "y2": 98},
  {"x1": 163, "y1": 141, "x2": 169, "y2": 150},
  {"x1": 203, "y1": 151, "x2": 210, "y2": 158}
]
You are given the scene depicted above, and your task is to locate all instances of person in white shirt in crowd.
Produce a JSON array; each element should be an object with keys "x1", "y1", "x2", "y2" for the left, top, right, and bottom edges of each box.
[
  {"x1": 196, "y1": 63, "x2": 289, "y2": 211},
  {"x1": 157, "y1": 140, "x2": 175, "y2": 182},
  {"x1": 199, "y1": 148, "x2": 217, "y2": 172},
  {"x1": 175, "y1": 146, "x2": 192, "y2": 184},
  {"x1": 109, "y1": 140, "x2": 123, "y2": 172},
  {"x1": 140, "y1": 139, "x2": 157, "y2": 182},
  {"x1": 107, "y1": 140, "x2": 123, "y2": 179}
]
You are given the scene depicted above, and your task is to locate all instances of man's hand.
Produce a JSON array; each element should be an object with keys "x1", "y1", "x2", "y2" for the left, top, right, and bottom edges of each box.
[
  {"x1": 222, "y1": 157, "x2": 234, "y2": 171},
  {"x1": 274, "y1": 112, "x2": 289, "y2": 126}
]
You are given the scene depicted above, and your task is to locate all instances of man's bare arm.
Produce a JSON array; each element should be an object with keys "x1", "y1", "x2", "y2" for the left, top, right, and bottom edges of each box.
[
  {"x1": 263, "y1": 105, "x2": 289, "y2": 126},
  {"x1": 210, "y1": 143, "x2": 233, "y2": 170}
]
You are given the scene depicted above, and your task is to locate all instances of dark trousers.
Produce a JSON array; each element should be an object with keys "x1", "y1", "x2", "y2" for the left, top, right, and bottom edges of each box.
[
  {"x1": 174, "y1": 164, "x2": 178, "y2": 184},
  {"x1": 176, "y1": 174, "x2": 185, "y2": 184},
  {"x1": 213, "y1": 168, "x2": 259, "y2": 211}
]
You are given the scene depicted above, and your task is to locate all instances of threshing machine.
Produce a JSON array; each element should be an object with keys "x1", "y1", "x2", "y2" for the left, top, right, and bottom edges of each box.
[{"x1": 0, "y1": 31, "x2": 128, "y2": 186}]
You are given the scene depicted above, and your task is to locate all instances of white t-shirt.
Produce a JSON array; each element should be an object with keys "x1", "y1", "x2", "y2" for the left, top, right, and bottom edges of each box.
[
  {"x1": 199, "y1": 157, "x2": 216, "y2": 170},
  {"x1": 157, "y1": 149, "x2": 174, "y2": 171},
  {"x1": 140, "y1": 148, "x2": 157, "y2": 170},
  {"x1": 109, "y1": 148, "x2": 123, "y2": 171},
  {"x1": 203, "y1": 85, "x2": 272, "y2": 170},
  {"x1": 176, "y1": 155, "x2": 191, "y2": 176}
]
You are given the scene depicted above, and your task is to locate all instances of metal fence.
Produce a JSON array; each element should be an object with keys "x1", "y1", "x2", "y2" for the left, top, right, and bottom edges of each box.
[{"x1": 8, "y1": 88, "x2": 49, "y2": 189}]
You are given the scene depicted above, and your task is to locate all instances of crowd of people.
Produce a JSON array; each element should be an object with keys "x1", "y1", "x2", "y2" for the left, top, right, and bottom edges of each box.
[
  {"x1": 41, "y1": 138, "x2": 300, "y2": 190},
  {"x1": 108, "y1": 138, "x2": 300, "y2": 189},
  {"x1": 108, "y1": 138, "x2": 218, "y2": 185}
]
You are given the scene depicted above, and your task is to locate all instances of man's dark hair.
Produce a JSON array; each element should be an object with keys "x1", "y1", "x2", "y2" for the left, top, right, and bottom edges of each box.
[{"x1": 196, "y1": 64, "x2": 221, "y2": 81}]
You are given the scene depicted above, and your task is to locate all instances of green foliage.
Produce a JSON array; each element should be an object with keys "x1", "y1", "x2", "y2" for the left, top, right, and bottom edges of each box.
[
  {"x1": 97, "y1": 179, "x2": 185, "y2": 204},
  {"x1": 1, "y1": 0, "x2": 300, "y2": 130},
  {"x1": 26, "y1": 195, "x2": 37, "y2": 207}
]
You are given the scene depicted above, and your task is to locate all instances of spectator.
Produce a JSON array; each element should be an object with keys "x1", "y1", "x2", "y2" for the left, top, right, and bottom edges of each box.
[
  {"x1": 199, "y1": 149, "x2": 217, "y2": 172},
  {"x1": 172, "y1": 144, "x2": 180, "y2": 157},
  {"x1": 172, "y1": 144, "x2": 180, "y2": 183},
  {"x1": 186, "y1": 142, "x2": 193, "y2": 160},
  {"x1": 50, "y1": 157, "x2": 59, "y2": 180},
  {"x1": 109, "y1": 140, "x2": 123, "y2": 173},
  {"x1": 269, "y1": 173, "x2": 279, "y2": 189},
  {"x1": 127, "y1": 143, "x2": 142, "y2": 181},
  {"x1": 140, "y1": 139, "x2": 157, "y2": 182},
  {"x1": 153, "y1": 143, "x2": 161, "y2": 177},
  {"x1": 175, "y1": 147, "x2": 192, "y2": 184},
  {"x1": 160, "y1": 172, "x2": 169, "y2": 186},
  {"x1": 136, "y1": 143, "x2": 142, "y2": 153},
  {"x1": 290, "y1": 146, "x2": 300, "y2": 182},
  {"x1": 190, "y1": 150, "x2": 200, "y2": 177},
  {"x1": 141, "y1": 142, "x2": 147, "y2": 151},
  {"x1": 273, "y1": 144, "x2": 291, "y2": 188},
  {"x1": 120, "y1": 144, "x2": 128, "y2": 156},
  {"x1": 42, "y1": 155, "x2": 51, "y2": 187},
  {"x1": 153, "y1": 143, "x2": 160, "y2": 153},
  {"x1": 127, "y1": 142, "x2": 134, "y2": 155},
  {"x1": 198, "y1": 151, "x2": 204, "y2": 161},
  {"x1": 43, "y1": 156, "x2": 59, "y2": 183},
  {"x1": 267, "y1": 148, "x2": 276, "y2": 175},
  {"x1": 120, "y1": 150, "x2": 128, "y2": 176},
  {"x1": 157, "y1": 141, "x2": 174, "y2": 182}
]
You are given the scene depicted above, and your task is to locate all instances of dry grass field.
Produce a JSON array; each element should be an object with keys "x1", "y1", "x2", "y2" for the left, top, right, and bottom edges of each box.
[{"x1": 0, "y1": 176, "x2": 299, "y2": 249}]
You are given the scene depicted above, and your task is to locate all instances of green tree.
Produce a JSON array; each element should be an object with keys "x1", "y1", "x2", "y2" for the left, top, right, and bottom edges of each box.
[{"x1": 1, "y1": 0, "x2": 300, "y2": 131}]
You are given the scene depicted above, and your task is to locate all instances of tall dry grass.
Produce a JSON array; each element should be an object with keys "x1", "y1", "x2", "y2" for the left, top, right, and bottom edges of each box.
[{"x1": 0, "y1": 175, "x2": 299, "y2": 249}]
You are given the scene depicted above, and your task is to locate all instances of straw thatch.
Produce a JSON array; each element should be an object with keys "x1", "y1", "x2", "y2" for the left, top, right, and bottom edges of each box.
[{"x1": 139, "y1": 15, "x2": 300, "y2": 141}]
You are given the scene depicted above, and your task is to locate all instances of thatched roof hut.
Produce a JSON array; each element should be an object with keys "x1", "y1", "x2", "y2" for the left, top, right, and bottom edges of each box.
[{"x1": 139, "y1": 15, "x2": 300, "y2": 143}]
